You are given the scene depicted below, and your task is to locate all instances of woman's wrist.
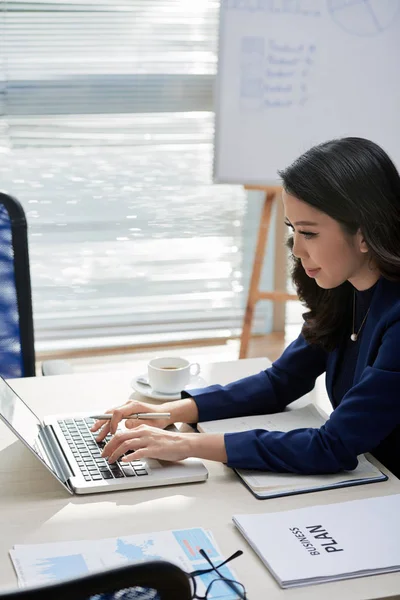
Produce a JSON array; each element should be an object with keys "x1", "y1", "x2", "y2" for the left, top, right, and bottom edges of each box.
[
  {"x1": 184, "y1": 432, "x2": 227, "y2": 463},
  {"x1": 162, "y1": 397, "x2": 199, "y2": 426}
]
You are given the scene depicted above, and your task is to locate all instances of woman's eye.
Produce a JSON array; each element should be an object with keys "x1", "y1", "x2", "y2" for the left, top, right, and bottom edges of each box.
[
  {"x1": 299, "y1": 231, "x2": 317, "y2": 239},
  {"x1": 284, "y1": 222, "x2": 317, "y2": 239}
]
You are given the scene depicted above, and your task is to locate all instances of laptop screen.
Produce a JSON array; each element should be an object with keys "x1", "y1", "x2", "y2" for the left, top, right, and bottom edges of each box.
[{"x1": 0, "y1": 377, "x2": 62, "y2": 481}]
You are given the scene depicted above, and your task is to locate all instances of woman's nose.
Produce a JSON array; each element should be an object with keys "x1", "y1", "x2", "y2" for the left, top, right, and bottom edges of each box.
[{"x1": 292, "y1": 235, "x2": 307, "y2": 260}]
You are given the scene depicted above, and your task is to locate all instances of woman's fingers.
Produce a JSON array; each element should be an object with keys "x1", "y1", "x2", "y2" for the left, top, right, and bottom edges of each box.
[
  {"x1": 120, "y1": 448, "x2": 147, "y2": 461},
  {"x1": 101, "y1": 425, "x2": 190, "y2": 464},
  {"x1": 108, "y1": 407, "x2": 126, "y2": 435},
  {"x1": 124, "y1": 417, "x2": 165, "y2": 430},
  {"x1": 107, "y1": 438, "x2": 143, "y2": 464},
  {"x1": 90, "y1": 407, "x2": 116, "y2": 441},
  {"x1": 90, "y1": 409, "x2": 114, "y2": 432},
  {"x1": 94, "y1": 422, "x2": 111, "y2": 442},
  {"x1": 124, "y1": 418, "x2": 140, "y2": 429},
  {"x1": 92, "y1": 399, "x2": 168, "y2": 446},
  {"x1": 90, "y1": 401, "x2": 137, "y2": 439},
  {"x1": 102, "y1": 428, "x2": 146, "y2": 463}
]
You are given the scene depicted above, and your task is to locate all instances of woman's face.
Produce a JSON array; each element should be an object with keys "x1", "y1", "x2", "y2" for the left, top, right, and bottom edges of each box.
[{"x1": 282, "y1": 191, "x2": 379, "y2": 291}]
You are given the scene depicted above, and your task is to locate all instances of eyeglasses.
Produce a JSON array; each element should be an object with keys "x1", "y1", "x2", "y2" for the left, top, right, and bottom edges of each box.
[{"x1": 188, "y1": 548, "x2": 247, "y2": 599}]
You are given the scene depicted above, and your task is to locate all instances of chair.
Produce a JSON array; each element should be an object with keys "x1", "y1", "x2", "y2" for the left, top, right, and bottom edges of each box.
[
  {"x1": 0, "y1": 560, "x2": 192, "y2": 600},
  {"x1": 0, "y1": 192, "x2": 72, "y2": 378}
]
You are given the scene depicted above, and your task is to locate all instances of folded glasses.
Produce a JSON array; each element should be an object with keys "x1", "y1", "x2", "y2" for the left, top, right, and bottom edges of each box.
[{"x1": 188, "y1": 548, "x2": 246, "y2": 599}]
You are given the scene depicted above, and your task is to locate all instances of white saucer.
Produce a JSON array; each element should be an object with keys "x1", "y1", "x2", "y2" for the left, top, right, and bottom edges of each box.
[{"x1": 131, "y1": 373, "x2": 207, "y2": 401}]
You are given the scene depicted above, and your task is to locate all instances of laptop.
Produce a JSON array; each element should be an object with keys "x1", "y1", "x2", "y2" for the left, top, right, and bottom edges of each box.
[{"x1": 0, "y1": 376, "x2": 208, "y2": 495}]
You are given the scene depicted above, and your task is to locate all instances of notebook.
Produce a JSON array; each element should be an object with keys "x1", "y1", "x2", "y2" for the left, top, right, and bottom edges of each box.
[
  {"x1": 233, "y1": 494, "x2": 400, "y2": 588},
  {"x1": 0, "y1": 376, "x2": 208, "y2": 495},
  {"x1": 197, "y1": 403, "x2": 386, "y2": 498}
]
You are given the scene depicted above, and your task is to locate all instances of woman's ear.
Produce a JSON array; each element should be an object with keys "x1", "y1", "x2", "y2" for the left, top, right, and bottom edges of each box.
[{"x1": 356, "y1": 228, "x2": 369, "y2": 254}]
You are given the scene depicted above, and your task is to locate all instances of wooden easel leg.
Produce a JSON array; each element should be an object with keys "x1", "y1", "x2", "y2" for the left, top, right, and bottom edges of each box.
[{"x1": 239, "y1": 190, "x2": 275, "y2": 359}]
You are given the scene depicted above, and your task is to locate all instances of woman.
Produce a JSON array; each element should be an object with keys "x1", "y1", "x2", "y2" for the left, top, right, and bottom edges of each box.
[{"x1": 92, "y1": 137, "x2": 400, "y2": 477}]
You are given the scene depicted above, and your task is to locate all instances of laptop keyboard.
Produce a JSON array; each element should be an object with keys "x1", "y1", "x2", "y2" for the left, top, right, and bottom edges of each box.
[{"x1": 57, "y1": 417, "x2": 148, "y2": 482}]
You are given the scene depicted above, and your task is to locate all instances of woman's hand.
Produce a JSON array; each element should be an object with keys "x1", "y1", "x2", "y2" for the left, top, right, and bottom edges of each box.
[
  {"x1": 101, "y1": 425, "x2": 193, "y2": 463},
  {"x1": 90, "y1": 399, "x2": 171, "y2": 442},
  {"x1": 101, "y1": 426, "x2": 228, "y2": 464},
  {"x1": 90, "y1": 396, "x2": 200, "y2": 442}
]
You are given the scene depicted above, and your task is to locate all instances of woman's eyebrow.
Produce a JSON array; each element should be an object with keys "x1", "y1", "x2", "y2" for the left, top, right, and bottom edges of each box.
[{"x1": 288, "y1": 220, "x2": 319, "y2": 226}]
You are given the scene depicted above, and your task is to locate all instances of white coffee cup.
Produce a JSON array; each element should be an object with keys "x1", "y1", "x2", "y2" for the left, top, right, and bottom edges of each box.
[{"x1": 147, "y1": 357, "x2": 200, "y2": 394}]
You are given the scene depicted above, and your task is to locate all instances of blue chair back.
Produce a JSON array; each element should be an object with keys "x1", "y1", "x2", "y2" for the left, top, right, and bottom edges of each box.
[{"x1": 0, "y1": 192, "x2": 35, "y2": 378}]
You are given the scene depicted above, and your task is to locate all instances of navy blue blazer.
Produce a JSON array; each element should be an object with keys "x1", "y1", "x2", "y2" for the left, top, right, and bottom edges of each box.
[{"x1": 188, "y1": 277, "x2": 400, "y2": 475}]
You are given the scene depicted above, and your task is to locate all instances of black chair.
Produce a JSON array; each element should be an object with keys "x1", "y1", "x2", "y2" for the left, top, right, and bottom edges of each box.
[
  {"x1": 0, "y1": 191, "x2": 72, "y2": 378},
  {"x1": 0, "y1": 561, "x2": 192, "y2": 600}
]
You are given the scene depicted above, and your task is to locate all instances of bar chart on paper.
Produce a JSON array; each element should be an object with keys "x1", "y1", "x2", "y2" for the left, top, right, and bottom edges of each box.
[
  {"x1": 10, "y1": 537, "x2": 166, "y2": 585},
  {"x1": 28, "y1": 555, "x2": 89, "y2": 583},
  {"x1": 10, "y1": 542, "x2": 96, "y2": 586},
  {"x1": 11, "y1": 538, "x2": 162, "y2": 585}
]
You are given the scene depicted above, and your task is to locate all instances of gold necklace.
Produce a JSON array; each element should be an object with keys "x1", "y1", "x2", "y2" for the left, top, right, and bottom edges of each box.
[{"x1": 350, "y1": 290, "x2": 370, "y2": 342}]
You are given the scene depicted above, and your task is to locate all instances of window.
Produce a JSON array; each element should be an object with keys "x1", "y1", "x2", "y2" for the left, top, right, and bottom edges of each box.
[{"x1": 0, "y1": 1, "x2": 269, "y2": 353}]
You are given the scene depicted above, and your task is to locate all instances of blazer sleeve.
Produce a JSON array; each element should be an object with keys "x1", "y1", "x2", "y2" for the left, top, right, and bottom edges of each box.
[
  {"x1": 224, "y1": 318, "x2": 400, "y2": 474},
  {"x1": 183, "y1": 332, "x2": 327, "y2": 422}
]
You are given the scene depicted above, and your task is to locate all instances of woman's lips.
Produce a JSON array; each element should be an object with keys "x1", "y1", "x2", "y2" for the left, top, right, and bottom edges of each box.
[{"x1": 305, "y1": 268, "x2": 321, "y2": 277}]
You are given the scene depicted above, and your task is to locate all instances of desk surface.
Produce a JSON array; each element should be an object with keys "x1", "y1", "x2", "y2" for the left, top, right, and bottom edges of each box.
[{"x1": 1, "y1": 357, "x2": 400, "y2": 599}]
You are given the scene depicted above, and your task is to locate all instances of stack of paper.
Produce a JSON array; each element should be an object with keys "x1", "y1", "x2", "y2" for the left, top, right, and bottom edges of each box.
[
  {"x1": 233, "y1": 494, "x2": 400, "y2": 588},
  {"x1": 198, "y1": 404, "x2": 387, "y2": 498},
  {"x1": 10, "y1": 527, "x2": 241, "y2": 599}
]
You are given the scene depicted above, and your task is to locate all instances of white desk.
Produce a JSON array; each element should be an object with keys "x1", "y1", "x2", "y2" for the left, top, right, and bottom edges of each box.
[{"x1": 1, "y1": 357, "x2": 400, "y2": 599}]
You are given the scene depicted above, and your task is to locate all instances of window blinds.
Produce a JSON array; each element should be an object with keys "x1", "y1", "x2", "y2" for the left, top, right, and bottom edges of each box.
[{"x1": 0, "y1": 1, "x2": 263, "y2": 353}]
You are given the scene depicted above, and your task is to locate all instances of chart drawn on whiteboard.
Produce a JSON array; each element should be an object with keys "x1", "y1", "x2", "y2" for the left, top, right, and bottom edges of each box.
[
  {"x1": 239, "y1": 36, "x2": 316, "y2": 112},
  {"x1": 328, "y1": 0, "x2": 400, "y2": 36}
]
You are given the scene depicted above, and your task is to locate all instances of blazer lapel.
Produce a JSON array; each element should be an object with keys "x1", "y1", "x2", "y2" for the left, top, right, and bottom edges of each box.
[
  {"x1": 327, "y1": 277, "x2": 385, "y2": 399},
  {"x1": 353, "y1": 276, "x2": 386, "y2": 384},
  {"x1": 326, "y1": 346, "x2": 340, "y2": 403}
]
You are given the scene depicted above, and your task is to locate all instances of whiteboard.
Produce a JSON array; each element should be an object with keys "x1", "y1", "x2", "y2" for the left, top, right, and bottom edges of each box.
[{"x1": 214, "y1": 0, "x2": 400, "y2": 184}]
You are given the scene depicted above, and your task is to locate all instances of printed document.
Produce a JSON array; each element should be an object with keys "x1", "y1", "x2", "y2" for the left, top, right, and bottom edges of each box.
[
  {"x1": 233, "y1": 494, "x2": 400, "y2": 587},
  {"x1": 10, "y1": 527, "x2": 240, "y2": 599}
]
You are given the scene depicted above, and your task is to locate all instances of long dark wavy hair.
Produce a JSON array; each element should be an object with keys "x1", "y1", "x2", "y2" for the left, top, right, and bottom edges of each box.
[{"x1": 278, "y1": 137, "x2": 400, "y2": 351}]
